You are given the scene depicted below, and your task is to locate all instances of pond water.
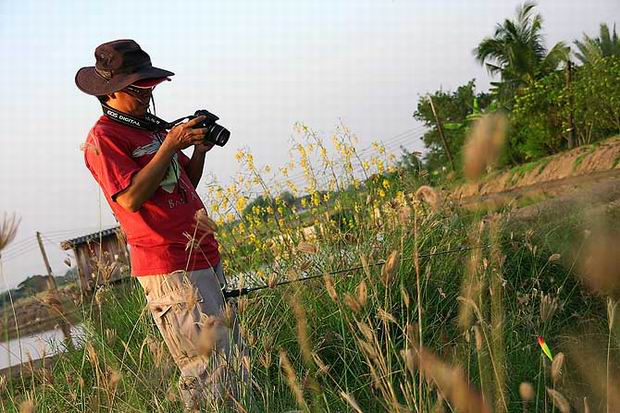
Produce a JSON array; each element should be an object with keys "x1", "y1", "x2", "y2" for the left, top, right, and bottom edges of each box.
[{"x1": 0, "y1": 324, "x2": 85, "y2": 371}]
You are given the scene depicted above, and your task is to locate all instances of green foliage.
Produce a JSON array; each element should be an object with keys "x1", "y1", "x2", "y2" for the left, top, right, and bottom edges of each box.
[
  {"x1": 473, "y1": 1, "x2": 569, "y2": 108},
  {"x1": 413, "y1": 80, "x2": 492, "y2": 171},
  {"x1": 511, "y1": 56, "x2": 620, "y2": 162},
  {"x1": 574, "y1": 23, "x2": 620, "y2": 64}
]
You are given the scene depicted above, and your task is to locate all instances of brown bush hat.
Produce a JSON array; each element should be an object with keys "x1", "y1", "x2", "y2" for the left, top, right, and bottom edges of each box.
[{"x1": 75, "y1": 39, "x2": 174, "y2": 96}]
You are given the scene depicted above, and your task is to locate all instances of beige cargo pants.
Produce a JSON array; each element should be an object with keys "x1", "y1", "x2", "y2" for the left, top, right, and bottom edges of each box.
[{"x1": 138, "y1": 264, "x2": 251, "y2": 411}]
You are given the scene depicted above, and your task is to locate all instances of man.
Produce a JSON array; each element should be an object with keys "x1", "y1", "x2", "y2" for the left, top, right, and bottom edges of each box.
[{"x1": 76, "y1": 39, "x2": 249, "y2": 410}]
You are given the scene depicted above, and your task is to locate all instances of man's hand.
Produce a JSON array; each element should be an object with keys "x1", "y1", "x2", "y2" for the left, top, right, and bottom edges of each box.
[
  {"x1": 163, "y1": 116, "x2": 208, "y2": 151},
  {"x1": 194, "y1": 142, "x2": 215, "y2": 153}
]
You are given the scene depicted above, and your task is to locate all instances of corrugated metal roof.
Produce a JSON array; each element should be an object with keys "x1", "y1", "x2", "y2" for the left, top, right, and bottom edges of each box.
[{"x1": 60, "y1": 226, "x2": 122, "y2": 250}]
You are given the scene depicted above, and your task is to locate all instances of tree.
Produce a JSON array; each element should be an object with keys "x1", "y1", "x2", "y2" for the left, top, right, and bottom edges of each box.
[
  {"x1": 474, "y1": 1, "x2": 569, "y2": 107},
  {"x1": 413, "y1": 80, "x2": 492, "y2": 171},
  {"x1": 574, "y1": 23, "x2": 620, "y2": 64}
]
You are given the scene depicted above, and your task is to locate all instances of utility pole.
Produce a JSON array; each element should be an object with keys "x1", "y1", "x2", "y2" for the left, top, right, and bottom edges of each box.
[
  {"x1": 36, "y1": 231, "x2": 72, "y2": 345},
  {"x1": 565, "y1": 58, "x2": 576, "y2": 149},
  {"x1": 428, "y1": 96, "x2": 456, "y2": 172},
  {"x1": 36, "y1": 231, "x2": 58, "y2": 290}
]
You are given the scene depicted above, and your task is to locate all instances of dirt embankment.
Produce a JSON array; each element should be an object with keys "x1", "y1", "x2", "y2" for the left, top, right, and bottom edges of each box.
[{"x1": 451, "y1": 136, "x2": 620, "y2": 201}]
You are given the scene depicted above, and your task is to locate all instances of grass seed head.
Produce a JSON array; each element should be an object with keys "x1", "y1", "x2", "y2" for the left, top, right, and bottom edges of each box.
[
  {"x1": 324, "y1": 273, "x2": 338, "y2": 302},
  {"x1": 0, "y1": 213, "x2": 20, "y2": 254},
  {"x1": 279, "y1": 349, "x2": 305, "y2": 408},
  {"x1": 381, "y1": 250, "x2": 399, "y2": 287},
  {"x1": 415, "y1": 185, "x2": 440, "y2": 210},
  {"x1": 540, "y1": 293, "x2": 559, "y2": 323},
  {"x1": 197, "y1": 315, "x2": 227, "y2": 357},
  {"x1": 463, "y1": 112, "x2": 507, "y2": 180},
  {"x1": 297, "y1": 241, "x2": 318, "y2": 254},
  {"x1": 551, "y1": 352, "x2": 565, "y2": 383},
  {"x1": 356, "y1": 280, "x2": 368, "y2": 307},
  {"x1": 579, "y1": 229, "x2": 620, "y2": 299},
  {"x1": 519, "y1": 382, "x2": 535, "y2": 402},
  {"x1": 344, "y1": 293, "x2": 361, "y2": 313},
  {"x1": 546, "y1": 388, "x2": 570, "y2": 413},
  {"x1": 18, "y1": 398, "x2": 34, "y2": 413}
]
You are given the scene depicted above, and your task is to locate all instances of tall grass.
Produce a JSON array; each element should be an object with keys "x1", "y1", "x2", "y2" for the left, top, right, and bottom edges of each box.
[{"x1": 2, "y1": 120, "x2": 619, "y2": 412}]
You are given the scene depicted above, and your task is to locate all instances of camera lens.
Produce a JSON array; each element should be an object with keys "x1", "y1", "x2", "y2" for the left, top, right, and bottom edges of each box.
[{"x1": 206, "y1": 123, "x2": 230, "y2": 147}]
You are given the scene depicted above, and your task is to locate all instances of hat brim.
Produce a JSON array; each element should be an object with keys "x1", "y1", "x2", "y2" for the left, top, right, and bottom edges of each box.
[{"x1": 75, "y1": 65, "x2": 174, "y2": 96}]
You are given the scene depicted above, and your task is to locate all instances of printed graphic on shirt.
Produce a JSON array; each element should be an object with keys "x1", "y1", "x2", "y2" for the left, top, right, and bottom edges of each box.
[{"x1": 131, "y1": 135, "x2": 180, "y2": 193}]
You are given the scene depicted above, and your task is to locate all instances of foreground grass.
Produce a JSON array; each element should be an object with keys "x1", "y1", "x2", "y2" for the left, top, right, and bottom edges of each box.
[
  {"x1": 2, "y1": 201, "x2": 616, "y2": 412},
  {"x1": 3, "y1": 125, "x2": 619, "y2": 412}
]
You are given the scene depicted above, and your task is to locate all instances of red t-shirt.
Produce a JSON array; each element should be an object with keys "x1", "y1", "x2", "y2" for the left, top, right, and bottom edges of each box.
[{"x1": 84, "y1": 115, "x2": 220, "y2": 276}]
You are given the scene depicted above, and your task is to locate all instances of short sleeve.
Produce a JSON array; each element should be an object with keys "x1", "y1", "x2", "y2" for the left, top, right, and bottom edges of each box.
[
  {"x1": 178, "y1": 150, "x2": 191, "y2": 173},
  {"x1": 84, "y1": 128, "x2": 141, "y2": 201}
]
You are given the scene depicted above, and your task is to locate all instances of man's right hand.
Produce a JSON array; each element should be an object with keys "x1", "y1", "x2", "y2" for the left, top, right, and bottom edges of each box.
[{"x1": 164, "y1": 115, "x2": 209, "y2": 151}]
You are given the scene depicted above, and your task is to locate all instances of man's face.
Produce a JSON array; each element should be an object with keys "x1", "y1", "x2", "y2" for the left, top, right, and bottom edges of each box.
[{"x1": 109, "y1": 86, "x2": 153, "y2": 117}]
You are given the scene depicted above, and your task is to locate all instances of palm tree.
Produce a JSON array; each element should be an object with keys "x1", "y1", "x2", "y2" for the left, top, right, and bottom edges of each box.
[
  {"x1": 574, "y1": 23, "x2": 620, "y2": 64},
  {"x1": 474, "y1": 2, "x2": 569, "y2": 106}
]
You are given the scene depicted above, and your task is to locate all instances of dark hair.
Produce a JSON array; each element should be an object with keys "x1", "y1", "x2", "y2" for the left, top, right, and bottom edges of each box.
[{"x1": 97, "y1": 95, "x2": 109, "y2": 104}]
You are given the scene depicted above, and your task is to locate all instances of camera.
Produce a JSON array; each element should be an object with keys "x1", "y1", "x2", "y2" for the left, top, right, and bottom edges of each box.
[{"x1": 192, "y1": 110, "x2": 230, "y2": 147}]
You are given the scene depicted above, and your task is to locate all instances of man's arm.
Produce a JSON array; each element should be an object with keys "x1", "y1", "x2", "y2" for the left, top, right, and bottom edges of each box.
[
  {"x1": 116, "y1": 116, "x2": 208, "y2": 212},
  {"x1": 186, "y1": 143, "x2": 214, "y2": 188}
]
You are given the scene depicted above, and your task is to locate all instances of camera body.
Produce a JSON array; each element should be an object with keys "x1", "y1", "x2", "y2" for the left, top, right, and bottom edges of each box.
[{"x1": 193, "y1": 110, "x2": 230, "y2": 147}]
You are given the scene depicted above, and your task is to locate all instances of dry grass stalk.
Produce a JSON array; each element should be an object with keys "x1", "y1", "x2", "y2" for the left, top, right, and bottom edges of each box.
[
  {"x1": 279, "y1": 349, "x2": 306, "y2": 409},
  {"x1": 458, "y1": 222, "x2": 485, "y2": 331},
  {"x1": 415, "y1": 185, "x2": 440, "y2": 210},
  {"x1": 340, "y1": 391, "x2": 364, "y2": 413},
  {"x1": 194, "y1": 208, "x2": 218, "y2": 234},
  {"x1": 404, "y1": 346, "x2": 491, "y2": 413},
  {"x1": 0, "y1": 213, "x2": 20, "y2": 254},
  {"x1": 462, "y1": 113, "x2": 507, "y2": 180},
  {"x1": 289, "y1": 297, "x2": 312, "y2": 366},
  {"x1": 546, "y1": 388, "x2": 570, "y2": 413},
  {"x1": 105, "y1": 328, "x2": 116, "y2": 346},
  {"x1": 548, "y1": 253, "x2": 561, "y2": 262},
  {"x1": 401, "y1": 285, "x2": 410, "y2": 309},
  {"x1": 381, "y1": 250, "x2": 399, "y2": 287},
  {"x1": 85, "y1": 341, "x2": 98, "y2": 367},
  {"x1": 551, "y1": 352, "x2": 565, "y2": 384},
  {"x1": 297, "y1": 241, "x2": 318, "y2": 254},
  {"x1": 360, "y1": 255, "x2": 372, "y2": 278},
  {"x1": 344, "y1": 293, "x2": 362, "y2": 313},
  {"x1": 323, "y1": 273, "x2": 338, "y2": 301},
  {"x1": 356, "y1": 280, "x2": 368, "y2": 308},
  {"x1": 540, "y1": 293, "x2": 559, "y2": 323},
  {"x1": 377, "y1": 308, "x2": 397, "y2": 324}
]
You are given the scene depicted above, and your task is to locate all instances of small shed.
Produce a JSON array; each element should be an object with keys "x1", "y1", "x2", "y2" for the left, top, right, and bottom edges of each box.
[{"x1": 60, "y1": 227, "x2": 130, "y2": 291}]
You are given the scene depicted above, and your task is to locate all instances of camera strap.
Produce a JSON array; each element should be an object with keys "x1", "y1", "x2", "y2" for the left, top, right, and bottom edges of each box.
[{"x1": 101, "y1": 103, "x2": 172, "y2": 132}]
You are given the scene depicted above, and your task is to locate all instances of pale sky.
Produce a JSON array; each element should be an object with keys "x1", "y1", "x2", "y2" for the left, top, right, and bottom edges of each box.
[{"x1": 0, "y1": 0, "x2": 618, "y2": 289}]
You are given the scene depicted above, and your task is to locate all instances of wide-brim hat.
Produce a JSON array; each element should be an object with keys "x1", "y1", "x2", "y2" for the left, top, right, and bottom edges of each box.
[{"x1": 75, "y1": 39, "x2": 174, "y2": 96}]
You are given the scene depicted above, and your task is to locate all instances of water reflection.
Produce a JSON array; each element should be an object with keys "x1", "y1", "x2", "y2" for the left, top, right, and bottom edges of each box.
[{"x1": 0, "y1": 324, "x2": 85, "y2": 370}]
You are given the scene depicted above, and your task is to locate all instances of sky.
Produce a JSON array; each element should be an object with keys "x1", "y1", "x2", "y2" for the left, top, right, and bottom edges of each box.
[{"x1": 0, "y1": 0, "x2": 618, "y2": 290}]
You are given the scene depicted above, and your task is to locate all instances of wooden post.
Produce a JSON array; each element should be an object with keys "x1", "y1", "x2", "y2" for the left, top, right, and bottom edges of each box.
[
  {"x1": 428, "y1": 96, "x2": 456, "y2": 172},
  {"x1": 36, "y1": 232, "x2": 58, "y2": 291},
  {"x1": 566, "y1": 58, "x2": 576, "y2": 149},
  {"x1": 36, "y1": 232, "x2": 72, "y2": 346}
]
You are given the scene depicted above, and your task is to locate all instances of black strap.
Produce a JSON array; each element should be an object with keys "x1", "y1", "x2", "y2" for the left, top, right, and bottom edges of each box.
[{"x1": 101, "y1": 103, "x2": 172, "y2": 132}]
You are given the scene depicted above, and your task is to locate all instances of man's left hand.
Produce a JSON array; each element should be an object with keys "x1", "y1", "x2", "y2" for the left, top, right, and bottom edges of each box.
[{"x1": 195, "y1": 142, "x2": 214, "y2": 153}]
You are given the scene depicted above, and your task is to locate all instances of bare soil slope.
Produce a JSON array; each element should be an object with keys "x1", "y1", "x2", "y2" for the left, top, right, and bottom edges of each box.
[{"x1": 452, "y1": 136, "x2": 620, "y2": 201}]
